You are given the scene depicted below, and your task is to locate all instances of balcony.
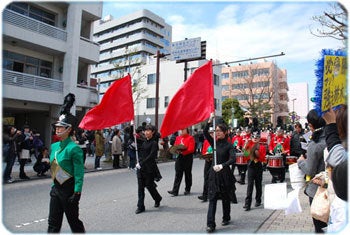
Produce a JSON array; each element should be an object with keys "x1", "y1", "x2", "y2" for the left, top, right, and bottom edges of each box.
[
  {"x1": 3, "y1": 70, "x2": 63, "y2": 93},
  {"x1": 3, "y1": 9, "x2": 67, "y2": 41}
]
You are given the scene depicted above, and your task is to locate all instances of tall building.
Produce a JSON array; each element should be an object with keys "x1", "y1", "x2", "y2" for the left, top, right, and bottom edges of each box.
[
  {"x1": 91, "y1": 9, "x2": 172, "y2": 97},
  {"x1": 221, "y1": 61, "x2": 288, "y2": 127},
  {"x1": 3, "y1": 2, "x2": 102, "y2": 144}
]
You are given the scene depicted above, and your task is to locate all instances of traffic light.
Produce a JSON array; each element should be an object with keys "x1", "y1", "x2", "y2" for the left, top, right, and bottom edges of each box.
[
  {"x1": 200, "y1": 41, "x2": 206, "y2": 59},
  {"x1": 310, "y1": 97, "x2": 316, "y2": 102}
]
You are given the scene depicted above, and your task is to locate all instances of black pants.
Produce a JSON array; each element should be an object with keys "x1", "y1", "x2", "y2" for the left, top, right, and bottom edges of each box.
[
  {"x1": 245, "y1": 162, "x2": 263, "y2": 207},
  {"x1": 171, "y1": 154, "x2": 193, "y2": 193},
  {"x1": 207, "y1": 193, "x2": 231, "y2": 228},
  {"x1": 201, "y1": 160, "x2": 212, "y2": 198},
  {"x1": 237, "y1": 165, "x2": 247, "y2": 182},
  {"x1": 48, "y1": 180, "x2": 85, "y2": 233},
  {"x1": 137, "y1": 171, "x2": 162, "y2": 210},
  {"x1": 19, "y1": 159, "x2": 28, "y2": 178}
]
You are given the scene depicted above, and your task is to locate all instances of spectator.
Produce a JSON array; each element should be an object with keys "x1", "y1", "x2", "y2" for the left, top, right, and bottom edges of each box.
[
  {"x1": 94, "y1": 130, "x2": 104, "y2": 170},
  {"x1": 33, "y1": 147, "x2": 50, "y2": 176},
  {"x1": 3, "y1": 125, "x2": 22, "y2": 183},
  {"x1": 297, "y1": 109, "x2": 327, "y2": 233},
  {"x1": 289, "y1": 122, "x2": 305, "y2": 158},
  {"x1": 111, "y1": 128, "x2": 123, "y2": 169}
]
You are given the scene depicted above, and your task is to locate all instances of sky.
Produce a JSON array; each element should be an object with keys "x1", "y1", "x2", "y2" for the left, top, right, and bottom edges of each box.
[{"x1": 102, "y1": 0, "x2": 346, "y2": 96}]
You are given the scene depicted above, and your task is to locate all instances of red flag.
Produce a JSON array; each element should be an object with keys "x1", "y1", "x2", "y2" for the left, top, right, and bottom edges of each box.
[
  {"x1": 160, "y1": 60, "x2": 214, "y2": 138},
  {"x1": 79, "y1": 74, "x2": 134, "y2": 130}
]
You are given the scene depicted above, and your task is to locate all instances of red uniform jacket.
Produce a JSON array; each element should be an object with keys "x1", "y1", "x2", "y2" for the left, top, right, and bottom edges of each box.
[{"x1": 174, "y1": 133, "x2": 195, "y2": 156}]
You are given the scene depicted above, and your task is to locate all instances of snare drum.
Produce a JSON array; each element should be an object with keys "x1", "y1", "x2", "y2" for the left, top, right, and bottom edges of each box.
[
  {"x1": 267, "y1": 155, "x2": 284, "y2": 168},
  {"x1": 286, "y1": 156, "x2": 297, "y2": 165},
  {"x1": 235, "y1": 152, "x2": 248, "y2": 165}
]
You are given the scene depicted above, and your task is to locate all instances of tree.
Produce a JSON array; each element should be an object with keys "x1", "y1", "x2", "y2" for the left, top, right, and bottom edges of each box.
[
  {"x1": 222, "y1": 98, "x2": 245, "y2": 127},
  {"x1": 233, "y1": 64, "x2": 275, "y2": 126},
  {"x1": 112, "y1": 48, "x2": 148, "y2": 105},
  {"x1": 310, "y1": 2, "x2": 347, "y2": 45}
]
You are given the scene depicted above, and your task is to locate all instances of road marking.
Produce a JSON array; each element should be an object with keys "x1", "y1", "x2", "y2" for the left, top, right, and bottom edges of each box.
[{"x1": 15, "y1": 218, "x2": 47, "y2": 228}]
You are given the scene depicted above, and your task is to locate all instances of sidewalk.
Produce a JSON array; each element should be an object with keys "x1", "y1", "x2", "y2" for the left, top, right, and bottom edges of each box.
[
  {"x1": 257, "y1": 187, "x2": 314, "y2": 233},
  {"x1": 4, "y1": 155, "x2": 315, "y2": 233},
  {"x1": 3, "y1": 154, "x2": 116, "y2": 182}
]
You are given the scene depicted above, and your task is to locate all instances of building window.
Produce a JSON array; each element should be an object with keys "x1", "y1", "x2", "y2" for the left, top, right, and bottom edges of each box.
[
  {"x1": 147, "y1": 73, "x2": 156, "y2": 84},
  {"x1": 6, "y1": 2, "x2": 56, "y2": 26},
  {"x1": 164, "y1": 96, "x2": 169, "y2": 108},
  {"x1": 213, "y1": 74, "x2": 219, "y2": 86},
  {"x1": 232, "y1": 70, "x2": 249, "y2": 78},
  {"x1": 3, "y1": 50, "x2": 52, "y2": 78},
  {"x1": 222, "y1": 73, "x2": 229, "y2": 79},
  {"x1": 146, "y1": 98, "x2": 156, "y2": 108}
]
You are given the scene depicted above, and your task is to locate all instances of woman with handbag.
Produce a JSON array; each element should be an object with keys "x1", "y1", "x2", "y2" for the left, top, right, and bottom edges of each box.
[{"x1": 297, "y1": 109, "x2": 327, "y2": 233}]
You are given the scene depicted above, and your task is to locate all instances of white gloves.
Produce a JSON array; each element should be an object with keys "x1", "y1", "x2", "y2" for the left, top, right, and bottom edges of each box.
[
  {"x1": 130, "y1": 120, "x2": 134, "y2": 125},
  {"x1": 213, "y1": 164, "x2": 223, "y2": 172},
  {"x1": 136, "y1": 163, "x2": 141, "y2": 169}
]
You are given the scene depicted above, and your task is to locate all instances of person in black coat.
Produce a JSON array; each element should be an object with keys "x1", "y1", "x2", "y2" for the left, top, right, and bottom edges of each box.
[
  {"x1": 33, "y1": 146, "x2": 50, "y2": 176},
  {"x1": 204, "y1": 115, "x2": 236, "y2": 233},
  {"x1": 135, "y1": 125, "x2": 162, "y2": 214}
]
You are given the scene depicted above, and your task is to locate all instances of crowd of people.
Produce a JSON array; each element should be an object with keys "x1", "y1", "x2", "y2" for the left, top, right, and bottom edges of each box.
[{"x1": 2, "y1": 105, "x2": 348, "y2": 233}]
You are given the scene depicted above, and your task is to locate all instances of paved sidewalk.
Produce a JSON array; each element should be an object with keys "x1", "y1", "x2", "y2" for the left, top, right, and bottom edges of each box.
[
  {"x1": 257, "y1": 188, "x2": 314, "y2": 233},
  {"x1": 3, "y1": 155, "x2": 315, "y2": 233}
]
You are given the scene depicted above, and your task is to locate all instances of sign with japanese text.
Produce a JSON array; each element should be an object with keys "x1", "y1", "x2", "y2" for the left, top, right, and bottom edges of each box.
[
  {"x1": 322, "y1": 55, "x2": 347, "y2": 111},
  {"x1": 170, "y1": 37, "x2": 201, "y2": 61}
]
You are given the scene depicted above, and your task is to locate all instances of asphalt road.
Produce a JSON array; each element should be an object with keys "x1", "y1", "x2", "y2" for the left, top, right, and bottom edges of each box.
[{"x1": 2, "y1": 158, "x2": 276, "y2": 234}]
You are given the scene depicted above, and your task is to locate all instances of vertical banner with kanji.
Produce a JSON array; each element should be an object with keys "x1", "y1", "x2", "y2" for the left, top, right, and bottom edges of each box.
[
  {"x1": 313, "y1": 49, "x2": 347, "y2": 115},
  {"x1": 322, "y1": 55, "x2": 347, "y2": 111}
]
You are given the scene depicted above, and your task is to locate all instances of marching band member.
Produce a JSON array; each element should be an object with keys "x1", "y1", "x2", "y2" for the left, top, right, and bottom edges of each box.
[
  {"x1": 237, "y1": 128, "x2": 253, "y2": 184},
  {"x1": 243, "y1": 133, "x2": 266, "y2": 211},
  {"x1": 268, "y1": 127, "x2": 290, "y2": 183},
  {"x1": 198, "y1": 127, "x2": 214, "y2": 202},
  {"x1": 168, "y1": 127, "x2": 195, "y2": 196},
  {"x1": 48, "y1": 94, "x2": 85, "y2": 232},
  {"x1": 204, "y1": 115, "x2": 235, "y2": 233}
]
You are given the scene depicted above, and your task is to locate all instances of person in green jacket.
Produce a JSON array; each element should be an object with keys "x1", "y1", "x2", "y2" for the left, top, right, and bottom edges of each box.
[{"x1": 48, "y1": 93, "x2": 85, "y2": 233}]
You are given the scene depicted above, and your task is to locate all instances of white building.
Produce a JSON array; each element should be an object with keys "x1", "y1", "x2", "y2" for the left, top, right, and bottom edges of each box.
[
  {"x1": 91, "y1": 9, "x2": 172, "y2": 96},
  {"x1": 134, "y1": 58, "x2": 222, "y2": 130},
  {"x1": 288, "y1": 82, "x2": 309, "y2": 126},
  {"x1": 3, "y1": 2, "x2": 102, "y2": 144}
]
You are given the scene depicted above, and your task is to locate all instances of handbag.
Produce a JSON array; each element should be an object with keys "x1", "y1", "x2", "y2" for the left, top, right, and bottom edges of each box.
[
  {"x1": 20, "y1": 149, "x2": 30, "y2": 159},
  {"x1": 310, "y1": 186, "x2": 330, "y2": 223}
]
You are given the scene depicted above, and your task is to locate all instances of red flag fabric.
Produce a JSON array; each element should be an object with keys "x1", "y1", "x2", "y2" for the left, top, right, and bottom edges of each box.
[
  {"x1": 160, "y1": 60, "x2": 214, "y2": 138},
  {"x1": 79, "y1": 74, "x2": 134, "y2": 130}
]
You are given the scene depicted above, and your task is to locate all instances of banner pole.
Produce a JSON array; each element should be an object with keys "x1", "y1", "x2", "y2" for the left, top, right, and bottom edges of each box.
[
  {"x1": 132, "y1": 120, "x2": 139, "y2": 164},
  {"x1": 213, "y1": 114, "x2": 217, "y2": 166}
]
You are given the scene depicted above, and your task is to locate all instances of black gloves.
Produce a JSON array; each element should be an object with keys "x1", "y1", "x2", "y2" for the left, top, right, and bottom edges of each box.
[{"x1": 68, "y1": 192, "x2": 81, "y2": 204}]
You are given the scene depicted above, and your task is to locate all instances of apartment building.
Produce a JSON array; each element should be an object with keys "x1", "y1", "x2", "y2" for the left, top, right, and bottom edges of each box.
[
  {"x1": 91, "y1": 9, "x2": 172, "y2": 96},
  {"x1": 3, "y1": 2, "x2": 102, "y2": 144},
  {"x1": 221, "y1": 61, "x2": 289, "y2": 127}
]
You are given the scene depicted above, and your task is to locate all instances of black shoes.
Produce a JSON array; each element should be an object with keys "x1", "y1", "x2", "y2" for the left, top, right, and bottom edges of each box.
[
  {"x1": 184, "y1": 190, "x2": 191, "y2": 195},
  {"x1": 20, "y1": 175, "x2": 30, "y2": 180},
  {"x1": 206, "y1": 226, "x2": 215, "y2": 233},
  {"x1": 154, "y1": 197, "x2": 162, "y2": 208},
  {"x1": 244, "y1": 207, "x2": 251, "y2": 211},
  {"x1": 135, "y1": 208, "x2": 145, "y2": 214},
  {"x1": 237, "y1": 180, "x2": 245, "y2": 185},
  {"x1": 167, "y1": 190, "x2": 178, "y2": 196},
  {"x1": 221, "y1": 220, "x2": 230, "y2": 226},
  {"x1": 198, "y1": 195, "x2": 208, "y2": 202},
  {"x1": 255, "y1": 202, "x2": 261, "y2": 207}
]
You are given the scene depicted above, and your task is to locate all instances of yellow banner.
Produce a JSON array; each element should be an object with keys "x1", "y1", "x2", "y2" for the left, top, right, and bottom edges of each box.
[{"x1": 322, "y1": 55, "x2": 347, "y2": 111}]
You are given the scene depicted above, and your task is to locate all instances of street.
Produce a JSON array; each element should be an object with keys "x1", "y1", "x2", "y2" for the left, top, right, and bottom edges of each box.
[{"x1": 3, "y1": 158, "x2": 277, "y2": 233}]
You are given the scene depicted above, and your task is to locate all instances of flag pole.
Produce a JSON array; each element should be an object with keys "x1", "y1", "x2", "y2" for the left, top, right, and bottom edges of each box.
[
  {"x1": 132, "y1": 119, "x2": 139, "y2": 164},
  {"x1": 212, "y1": 113, "x2": 217, "y2": 166}
]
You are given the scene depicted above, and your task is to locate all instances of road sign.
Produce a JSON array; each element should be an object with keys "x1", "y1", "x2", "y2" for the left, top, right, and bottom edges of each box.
[{"x1": 170, "y1": 37, "x2": 201, "y2": 61}]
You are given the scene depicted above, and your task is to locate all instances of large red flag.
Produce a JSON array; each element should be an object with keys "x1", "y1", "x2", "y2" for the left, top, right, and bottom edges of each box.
[
  {"x1": 79, "y1": 74, "x2": 134, "y2": 130},
  {"x1": 160, "y1": 60, "x2": 214, "y2": 138}
]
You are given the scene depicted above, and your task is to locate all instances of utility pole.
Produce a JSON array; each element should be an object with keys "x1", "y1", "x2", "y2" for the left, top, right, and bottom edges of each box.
[{"x1": 155, "y1": 50, "x2": 168, "y2": 129}]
